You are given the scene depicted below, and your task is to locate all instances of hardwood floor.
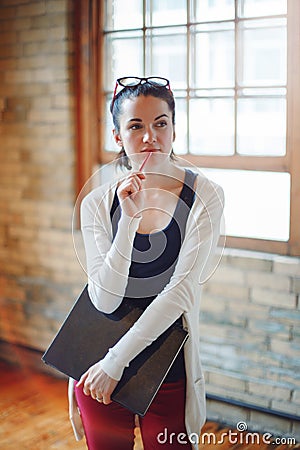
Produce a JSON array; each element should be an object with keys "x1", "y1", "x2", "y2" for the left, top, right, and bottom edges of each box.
[
  {"x1": 0, "y1": 361, "x2": 86, "y2": 450},
  {"x1": 0, "y1": 361, "x2": 298, "y2": 449}
]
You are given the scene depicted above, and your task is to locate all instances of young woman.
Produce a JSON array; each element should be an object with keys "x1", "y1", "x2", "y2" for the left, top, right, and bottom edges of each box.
[{"x1": 68, "y1": 77, "x2": 224, "y2": 449}]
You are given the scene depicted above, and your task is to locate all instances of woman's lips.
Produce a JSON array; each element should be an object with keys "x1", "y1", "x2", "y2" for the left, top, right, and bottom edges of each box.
[{"x1": 141, "y1": 149, "x2": 160, "y2": 152}]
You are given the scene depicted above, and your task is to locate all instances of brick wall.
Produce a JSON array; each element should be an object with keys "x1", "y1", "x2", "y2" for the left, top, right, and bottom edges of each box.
[
  {"x1": 0, "y1": 0, "x2": 299, "y2": 442},
  {"x1": 0, "y1": 0, "x2": 86, "y2": 354},
  {"x1": 201, "y1": 249, "x2": 300, "y2": 440}
]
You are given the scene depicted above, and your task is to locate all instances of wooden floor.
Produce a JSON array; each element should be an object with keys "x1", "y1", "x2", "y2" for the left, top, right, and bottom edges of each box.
[{"x1": 0, "y1": 361, "x2": 298, "y2": 449}]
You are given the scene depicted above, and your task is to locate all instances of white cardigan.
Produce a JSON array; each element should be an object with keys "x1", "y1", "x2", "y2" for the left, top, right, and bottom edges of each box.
[{"x1": 69, "y1": 169, "x2": 224, "y2": 449}]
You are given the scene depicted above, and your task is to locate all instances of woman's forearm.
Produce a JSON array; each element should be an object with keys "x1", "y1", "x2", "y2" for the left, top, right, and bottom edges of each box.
[{"x1": 82, "y1": 207, "x2": 141, "y2": 313}]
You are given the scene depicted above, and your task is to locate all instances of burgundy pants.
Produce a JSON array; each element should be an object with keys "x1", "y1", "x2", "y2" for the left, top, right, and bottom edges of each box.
[{"x1": 75, "y1": 378, "x2": 192, "y2": 449}]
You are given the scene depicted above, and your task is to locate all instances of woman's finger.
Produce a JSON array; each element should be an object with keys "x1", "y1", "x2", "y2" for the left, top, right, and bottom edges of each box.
[
  {"x1": 77, "y1": 370, "x2": 93, "y2": 396},
  {"x1": 126, "y1": 175, "x2": 142, "y2": 191},
  {"x1": 76, "y1": 371, "x2": 88, "y2": 388},
  {"x1": 102, "y1": 392, "x2": 112, "y2": 405},
  {"x1": 90, "y1": 389, "x2": 98, "y2": 400},
  {"x1": 127, "y1": 178, "x2": 140, "y2": 194},
  {"x1": 130, "y1": 172, "x2": 146, "y2": 181},
  {"x1": 119, "y1": 173, "x2": 145, "y2": 194},
  {"x1": 83, "y1": 380, "x2": 91, "y2": 396},
  {"x1": 118, "y1": 178, "x2": 140, "y2": 198}
]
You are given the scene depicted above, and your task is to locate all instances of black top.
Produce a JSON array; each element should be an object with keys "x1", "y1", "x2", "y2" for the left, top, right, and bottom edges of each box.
[{"x1": 110, "y1": 169, "x2": 197, "y2": 381}]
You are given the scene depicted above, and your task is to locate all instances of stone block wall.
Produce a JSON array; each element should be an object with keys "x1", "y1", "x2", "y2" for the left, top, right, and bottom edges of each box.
[{"x1": 201, "y1": 249, "x2": 300, "y2": 440}]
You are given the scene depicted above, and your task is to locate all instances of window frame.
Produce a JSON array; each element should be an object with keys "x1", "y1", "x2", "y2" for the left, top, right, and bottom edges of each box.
[
  {"x1": 75, "y1": 0, "x2": 103, "y2": 199},
  {"x1": 75, "y1": 0, "x2": 300, "y2": 256}
]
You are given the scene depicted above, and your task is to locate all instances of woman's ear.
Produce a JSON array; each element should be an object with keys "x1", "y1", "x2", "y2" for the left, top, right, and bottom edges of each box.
[{"x1": 113, "y1": 129, "x2": 123, "y2": 147}]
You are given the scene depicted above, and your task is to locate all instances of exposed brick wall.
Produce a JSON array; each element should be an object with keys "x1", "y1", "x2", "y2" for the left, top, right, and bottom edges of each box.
[
  {"x1": 0, "y1": 0, "x2": 85, "y2": 352},
  {"x1": 201, "y1": 249, "x2": 300, "y2": 439}
]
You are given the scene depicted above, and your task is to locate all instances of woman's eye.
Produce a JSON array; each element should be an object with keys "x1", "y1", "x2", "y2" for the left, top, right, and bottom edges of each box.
[
  {"x1": 156, "y1": 121, "x2": 167, "y2": 127},
  {"x1": 130, "y1": 123, "x2": 142, "y2": 130}
]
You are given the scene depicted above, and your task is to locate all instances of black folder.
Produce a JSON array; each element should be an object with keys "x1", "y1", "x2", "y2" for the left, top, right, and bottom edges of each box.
[{"x1": 42, "y1": 285, "x2": 188, "y2": 416}]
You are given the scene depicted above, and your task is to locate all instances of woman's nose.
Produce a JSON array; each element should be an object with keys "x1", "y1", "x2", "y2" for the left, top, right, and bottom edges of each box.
[{"x1": 143, "y1": 127, "x2": 156, "y2": 143}]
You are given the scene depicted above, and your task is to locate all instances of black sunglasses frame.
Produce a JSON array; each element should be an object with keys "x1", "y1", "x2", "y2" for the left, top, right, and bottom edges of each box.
[{"x1": 111, "y1": 76, "x2": 171, "y2": 111}]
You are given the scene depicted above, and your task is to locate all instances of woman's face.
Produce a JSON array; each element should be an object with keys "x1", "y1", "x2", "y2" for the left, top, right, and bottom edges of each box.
[{"x1": 113, "y1": 95, "x2": 175, "y2": 168}]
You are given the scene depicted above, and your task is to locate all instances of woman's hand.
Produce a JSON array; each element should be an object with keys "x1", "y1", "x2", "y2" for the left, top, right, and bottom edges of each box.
[
  {"x1": 117, "y1": 172, "x2": 146, "y2": 218},
  {"x1": 76, "y1": 361, "x2": 118, "y2": 405}
]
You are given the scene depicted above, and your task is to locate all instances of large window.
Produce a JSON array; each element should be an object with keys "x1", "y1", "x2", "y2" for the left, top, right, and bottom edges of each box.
[{"x1": 75, "y1": 0, "x2": 300, "y2": 255}]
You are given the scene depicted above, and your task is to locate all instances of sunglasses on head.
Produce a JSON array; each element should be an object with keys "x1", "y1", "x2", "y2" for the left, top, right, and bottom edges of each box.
[{"x1": 111, "y1": 76, "x2": 171, "y2": 111}]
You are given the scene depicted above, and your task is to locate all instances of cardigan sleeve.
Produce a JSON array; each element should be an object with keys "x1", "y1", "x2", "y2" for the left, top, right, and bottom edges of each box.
[
  {"x1": 100, "y1": 182, "x2": 224, "y2": 380},
  {"x1": 81, "y1": 192, "x2": 142, "y2": 313}
]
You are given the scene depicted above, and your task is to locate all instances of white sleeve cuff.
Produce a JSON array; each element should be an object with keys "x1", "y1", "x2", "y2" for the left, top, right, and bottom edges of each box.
[{"x1": 100, "y1": 349, "x2": 126, "y2": 381}]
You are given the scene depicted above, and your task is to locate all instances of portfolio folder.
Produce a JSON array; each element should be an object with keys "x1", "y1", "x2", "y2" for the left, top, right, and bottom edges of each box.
[{"x1": 42, "y1": 285, "x2": 188, "y2": 416}]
